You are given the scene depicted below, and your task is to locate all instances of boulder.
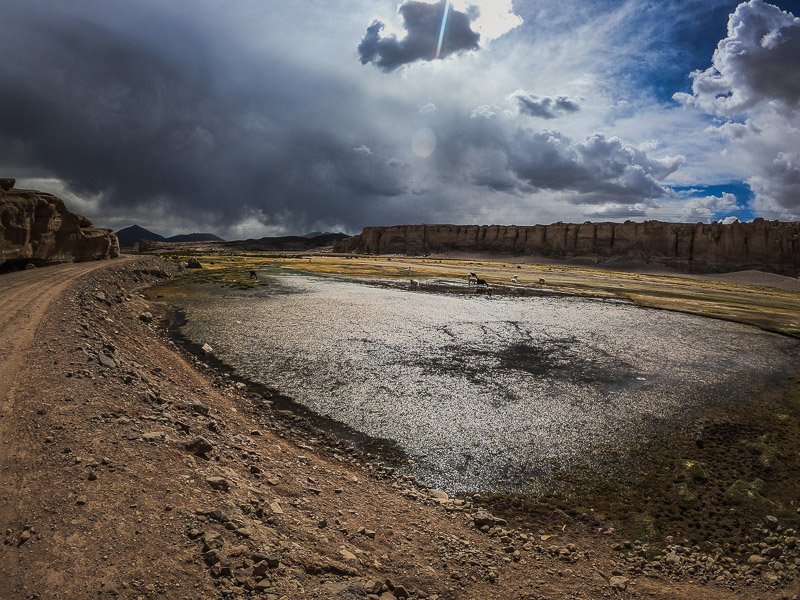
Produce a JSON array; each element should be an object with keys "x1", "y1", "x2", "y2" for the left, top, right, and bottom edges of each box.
[
  {"x1": 187, "y1": 257, "x2": 202, "y2": 269},
  {"x1": 1, "y1": 182, "x2": 119, "y2": 268}
]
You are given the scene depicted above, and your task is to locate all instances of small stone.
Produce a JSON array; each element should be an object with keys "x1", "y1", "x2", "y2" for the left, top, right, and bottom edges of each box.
[
  {"x1": 206, "y1": 476, "x2": 230, "y2": 492},
  {"x1": 185, "y1": 436, "x2": 214, "y2": 457},
  {"x1": 97, "y1": 353, "x2": 117, "y2": 368},
  {"x1": 202, "y1": 532, "x2": 224, "y2": 551},
  {"x1": 18, "y1": 530, "x2": 31, "y2": 546},
  {"x1": 473, "y1": 510, "x2": 497, "y2": 529},
  {"x1": 191, "y1": 403, "x2": 209, "y2": 416},
  {"x1": 340, "y1": 549, "x2": 357, "y2": 561},
  {"x1": 765, "y1": 515, "x2": 780, "y2": 530},
  {"x1": 142, "y1": 431, "x2": 165, "y2": 443},
  {"x1": 242, "y1": 578, "x2": 257, "y2": 591},
  {"x1": 748, "y1": 555, "x2": 768, "y2": 565},
  {"x1": 87, "y1": 470, "x2": 97, "y2": 481},
  {"x1": 138, "y1": 312, "x2": 154, "y2": 323},
  {"x1": 76, "y1": 495, "x2": 87, "y2": 506},
  {"x1": 609, "y1": 576, "x2": 628, "y2": 591},
  {"x1": 766, "y1": 546, "x2": 782, "y2": 558},
  {"x1": 201, "y1": 343, "x2": 213, "y2": 354},
  {"x1": 235, "y1": 527, "x2": 251, "y2": 538},
  {"x1": 269, "y1": 501, "x2": 283, "y2": 514}
]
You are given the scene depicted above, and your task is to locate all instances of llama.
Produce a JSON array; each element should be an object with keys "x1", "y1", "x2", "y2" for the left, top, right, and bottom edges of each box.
[
  {"x1": 468, "y1": 272, "x2": 478, "y2": 285},
  {"x1": 410, "y1": 279, "x2": 420, "y2": 290},
  {"x1": 511, "y1": 275, "x2": 519, "y2": 283},
  {"x1": 538, "y1": 277, "x2": 546, "y2": 286},
  {"x1": 476, "y1": 278, "x2": 488, "y2": 287}
]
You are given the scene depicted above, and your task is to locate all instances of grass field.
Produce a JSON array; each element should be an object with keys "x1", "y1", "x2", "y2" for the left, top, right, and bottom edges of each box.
[{"x1": 153, "y1": 253, "x2": 800, "y2": 338}]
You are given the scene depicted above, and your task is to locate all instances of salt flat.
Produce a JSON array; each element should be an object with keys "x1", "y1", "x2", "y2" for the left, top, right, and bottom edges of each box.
[{"x1": 174, "y1": 274, "x2": 799, "y2": 494}]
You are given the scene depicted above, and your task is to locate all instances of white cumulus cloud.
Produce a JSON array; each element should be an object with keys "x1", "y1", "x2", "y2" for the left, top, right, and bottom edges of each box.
[{"x1": 674, "y1": 0, "x2": 800, "y2": 219}]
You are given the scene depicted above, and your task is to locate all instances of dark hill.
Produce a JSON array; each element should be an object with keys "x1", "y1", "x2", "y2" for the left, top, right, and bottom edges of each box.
[
  {"x1": 116, "y1": 225, "x2": 223, "y2": 247},
  {"x1": 115, "y1": 225, "x2": 164, "y2": 247}
]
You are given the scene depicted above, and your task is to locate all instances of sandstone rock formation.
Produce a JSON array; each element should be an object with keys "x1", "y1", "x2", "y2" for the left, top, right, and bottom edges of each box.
[
  {"x1": 334, "y1": 221, "x2": 800, "y2": 274},
  {"x1": 1, "y1": 180, "x2": 119, "y2": 269}
]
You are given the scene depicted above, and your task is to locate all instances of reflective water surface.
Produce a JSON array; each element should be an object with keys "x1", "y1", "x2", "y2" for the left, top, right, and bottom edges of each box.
[{"x1": 175, "y1": 276, "x2": 799, "y2": 493}]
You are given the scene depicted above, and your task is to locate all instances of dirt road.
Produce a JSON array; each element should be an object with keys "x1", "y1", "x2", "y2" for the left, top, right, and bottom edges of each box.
[{"x1": 0, "y1": 258, "x2": 137, "y2": 405}]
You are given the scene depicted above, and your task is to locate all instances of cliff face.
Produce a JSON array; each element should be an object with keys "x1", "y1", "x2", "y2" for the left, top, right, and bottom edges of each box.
[
  {"x1": 0, "y1": 179, "x2": 120, "y2": 268},
  {"x1": 334, "y1": 221, "x2": 800, "y2": 274}
]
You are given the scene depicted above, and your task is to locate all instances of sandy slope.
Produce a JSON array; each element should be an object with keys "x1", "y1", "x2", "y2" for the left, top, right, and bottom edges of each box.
[{"x1": 0, "y1": 257, "x2": 794, "y2": 599}]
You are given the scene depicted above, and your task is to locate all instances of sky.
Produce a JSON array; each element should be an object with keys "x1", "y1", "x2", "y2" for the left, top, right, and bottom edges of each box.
[{"x1": 0, "y1": 0, "x2": 798, "y2": 238}]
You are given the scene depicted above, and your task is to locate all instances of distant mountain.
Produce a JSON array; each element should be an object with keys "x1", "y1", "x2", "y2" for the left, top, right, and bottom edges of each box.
[
  {"x1": 301, "y1": 231, "x2": 336, "y2": 239},
  {"x1": 166, "y1": 232, "x2": 224, "y2": 243},
  {"x1": 115, "y1": 225, "x2": 164, "y2": 247},
  {"x1": 116, "y1": 225, "x2": 223, "y2": 247}
]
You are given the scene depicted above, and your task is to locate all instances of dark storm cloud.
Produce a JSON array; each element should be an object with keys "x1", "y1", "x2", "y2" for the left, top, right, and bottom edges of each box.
[
  {"x1": 432, "y1": 116, "x2": 683, "y2": 205},
  {"x1": 0, "y1": 0, "x2": 694, "y2": 233},
  {"x1": 358, "y1": 1, "x2": 480, "y2": 71},
  {"x1": 513, "y1": 91, "x2": 581, "y2": 119},
  {"x1": 507, "y1": 131, "x2": 681, "y2": 203},
  {"x1": 0, "y1": 2, "x2": 409, "y2": 234}
]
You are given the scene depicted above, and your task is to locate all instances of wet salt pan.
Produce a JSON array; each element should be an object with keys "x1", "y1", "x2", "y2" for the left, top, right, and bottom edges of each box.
[{"x1": 176, "y1": 276, "x2": 799, "y2": 494}]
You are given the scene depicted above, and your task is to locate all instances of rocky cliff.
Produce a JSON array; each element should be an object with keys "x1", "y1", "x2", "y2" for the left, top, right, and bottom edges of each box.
[
  {"x1": 334, "y1": 221, "x2": 800, "y2": 274},
  {"x1": 0, "y1": 179, "x2": 119, "y2": 269}
]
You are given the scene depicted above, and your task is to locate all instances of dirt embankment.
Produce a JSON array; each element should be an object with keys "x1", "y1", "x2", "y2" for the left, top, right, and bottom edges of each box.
[{"x1": 0, "y1": 257, "x2": 797, "y2": 599}]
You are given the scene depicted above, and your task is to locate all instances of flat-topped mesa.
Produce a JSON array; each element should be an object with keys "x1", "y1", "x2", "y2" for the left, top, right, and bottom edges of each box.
[
  {"x1": 0, "y1": 180, "x2": 120, "y2": 269},
  {"x1": 333, "y1": 221, "x2": 800, "y2": 275}
]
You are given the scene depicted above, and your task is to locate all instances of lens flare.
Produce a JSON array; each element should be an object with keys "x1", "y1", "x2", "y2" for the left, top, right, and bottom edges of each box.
[
  {"x1": 412, "y1": 127, "x2": 437, "y2": 157},
  {"x1": 435, "y1": 0, "x2": 452, "y2": 59}
]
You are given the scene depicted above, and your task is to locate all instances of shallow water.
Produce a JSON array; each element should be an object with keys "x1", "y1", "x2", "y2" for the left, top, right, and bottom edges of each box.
[{"x1": 175, "y1": 275, "x2": 799, "y2": 494}]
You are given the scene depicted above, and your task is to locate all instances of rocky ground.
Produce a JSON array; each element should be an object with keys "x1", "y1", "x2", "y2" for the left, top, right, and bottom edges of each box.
[{"x1": 1, "y1": 256, "x2": 799, "y2": 599}]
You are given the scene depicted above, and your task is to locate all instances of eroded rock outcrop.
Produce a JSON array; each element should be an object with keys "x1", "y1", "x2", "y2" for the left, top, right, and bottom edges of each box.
[
  {"x1": 1, "y1": 180, "x2": 119, "y2": 269},
  {"x1": 334, "y1": 221, "x2": 800, "y2": 274}
]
